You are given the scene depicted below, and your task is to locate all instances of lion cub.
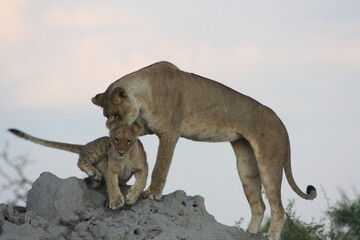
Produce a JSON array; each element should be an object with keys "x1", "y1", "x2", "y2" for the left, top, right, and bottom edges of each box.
[
  {"x1": 8, "y1": 123, "x2": 147, "y2": 209},
  {"x1": 104, "y1": 122, "x2": 148, "y2": 209}
]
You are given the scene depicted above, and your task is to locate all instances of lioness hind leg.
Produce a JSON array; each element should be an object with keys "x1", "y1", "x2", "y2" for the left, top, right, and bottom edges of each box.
[
  {"x1": 261, "y1": 173, "x2": 285, "y2": 240},
  {"x1": 255, "y1": 150, "x2": 285, "y2": 240},
  {"x1": 231, "y1": 139, "x2": 265, "y2": 233}
]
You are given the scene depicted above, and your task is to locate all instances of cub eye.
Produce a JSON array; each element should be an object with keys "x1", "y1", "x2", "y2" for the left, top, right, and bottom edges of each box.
[
  {"x1": 114, "y1": 138, "x2": 119, "y2": 143},
  {"x1": 127, "y1": 140, "x2": 132, "y2": 145}
]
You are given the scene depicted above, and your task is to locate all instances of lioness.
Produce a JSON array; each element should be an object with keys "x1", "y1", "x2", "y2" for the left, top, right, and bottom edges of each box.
[
  {"x1": 92, "y1": 61, "x2": 316, "y2": 240},
  {"x1": 8, "y1": 123, "x2": 147, "y2": 209}
]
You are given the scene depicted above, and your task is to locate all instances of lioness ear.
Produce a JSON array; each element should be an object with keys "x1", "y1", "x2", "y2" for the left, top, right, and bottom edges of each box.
[
  {"x1": 111, "y1": 87, "x2": 128, "y2": 104},
  {"x1": 92, "y1": 93, "x2": 104, "y2": 107}
]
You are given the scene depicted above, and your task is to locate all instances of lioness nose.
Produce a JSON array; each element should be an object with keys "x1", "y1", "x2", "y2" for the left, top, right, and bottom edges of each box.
[{"x1": 118, "y1": 151, "x2": 125, "y2": 156}]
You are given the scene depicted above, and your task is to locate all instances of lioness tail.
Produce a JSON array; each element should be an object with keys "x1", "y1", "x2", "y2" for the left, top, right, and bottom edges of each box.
[
  {"x1": 8, "y1": 128, "x2": 83, "y2": 154},
  {"x1": 284, "y1": 142, "x2": 317, "y2": 200}
]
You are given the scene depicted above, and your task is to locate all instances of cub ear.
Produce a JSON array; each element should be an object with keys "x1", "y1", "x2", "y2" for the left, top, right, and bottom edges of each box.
[
  {"x1": 106, "y1": 116, "x2": 117, "y2": 131},
  {"x1": 132, "y1": 122, "x2": 144, "y2": 135},
  {"x1": 111, "y1": 87, "x2": 128, "y2": 104},
  {"x1": 92, "y1": 93, "x2": 104, "y2": 107}
]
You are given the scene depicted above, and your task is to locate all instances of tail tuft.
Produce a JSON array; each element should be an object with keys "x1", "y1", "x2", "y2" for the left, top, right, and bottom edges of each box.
[
  {"x1": 8, "y1": 128, "x2": 26, "y2": 138},
  {"x1": 306, "y1": 185, "x2": 317, "y2": 200}
]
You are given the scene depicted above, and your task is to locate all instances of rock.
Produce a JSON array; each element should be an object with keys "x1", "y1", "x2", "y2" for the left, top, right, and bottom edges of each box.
[
  {"x1": 0, "y1": 172, "x2": 267, "y2": 240},
  {"x1": 27, "y1": 172, "x2": 106, "y2": 222}
]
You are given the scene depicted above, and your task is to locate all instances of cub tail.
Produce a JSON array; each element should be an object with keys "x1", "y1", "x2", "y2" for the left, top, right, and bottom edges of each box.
[{"x1": 8, "y1": 128, "x2": 83, "y2": 154}]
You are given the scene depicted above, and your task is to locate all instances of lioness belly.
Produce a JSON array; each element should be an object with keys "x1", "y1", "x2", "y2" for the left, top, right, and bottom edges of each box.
[{"x1": 181, "y1": 124, "x2": 241, "y2": 142}]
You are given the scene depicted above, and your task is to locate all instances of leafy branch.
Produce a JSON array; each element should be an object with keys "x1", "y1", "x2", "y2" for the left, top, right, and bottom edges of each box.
[{"x1": 0, "y1": 142, "x2": 33, "y2": 205}]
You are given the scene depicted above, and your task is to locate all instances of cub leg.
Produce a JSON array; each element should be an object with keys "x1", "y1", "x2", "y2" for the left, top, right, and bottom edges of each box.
[
  {"x1": 77, "y1": 157, "x2": 103, "y2": 187},
  {"x1": 231, "y1": 139, "x2": 265, "y2": 233},
  {"x1": 126, "y1": 167, "x2": 148, "y2": 205},
  {"x1": 146, "y1": 134, "x2": 179, "y2": 200},
  {"x1": 105, "y1": 166, "x2": 125, "y2": 209},
  {"x1": 255, "y1": 147, "x2": 285, "y2": 240}
]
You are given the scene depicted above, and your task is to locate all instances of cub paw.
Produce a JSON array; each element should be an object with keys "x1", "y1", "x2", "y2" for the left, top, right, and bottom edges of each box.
[
  {"x1": 108, "y1": 194, "x2": 125, "y2": 210},
  {"x1": 92, "y1": 179, "x2": 102, "y2": 189},
  {"x1": 126, "y1": 191, "x2": 140, "y2": 205},
  {"x1": 91, "y1": 173, "x2": 103, "y2": 188},
  {"x1": 93, "y1": 172, "x2": 102, "y2": 181}
]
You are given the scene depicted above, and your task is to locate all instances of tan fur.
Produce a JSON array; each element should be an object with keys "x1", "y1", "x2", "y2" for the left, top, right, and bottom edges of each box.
[
  {"x1": 92, "y1": 61, "x2": 316, "y2": 240},
  {"x1": 104, "y1": 121, "x2": 148, "y2": 209},
  {"x1": 8, "y1": 125, "x2": 147, "y2": 209}
]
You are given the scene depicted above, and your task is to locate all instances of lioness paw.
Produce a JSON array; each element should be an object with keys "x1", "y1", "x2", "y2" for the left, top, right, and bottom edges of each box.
[{"x1": 143, "y1": 189, "x2": 163, "y2": 201}]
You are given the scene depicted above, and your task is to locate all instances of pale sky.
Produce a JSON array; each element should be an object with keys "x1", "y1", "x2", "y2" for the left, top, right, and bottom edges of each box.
[{"x1": 1, "y1": 0, "x2": 360, "y2": 228}]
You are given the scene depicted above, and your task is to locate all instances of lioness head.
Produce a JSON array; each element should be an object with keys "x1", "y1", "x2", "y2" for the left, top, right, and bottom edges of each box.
[
  {"x1": 108, "y1": 122, "x2": 143, "y2": 159},
  {"x1": 92, "y1": 87, "x2": 140, "y2": 125}
]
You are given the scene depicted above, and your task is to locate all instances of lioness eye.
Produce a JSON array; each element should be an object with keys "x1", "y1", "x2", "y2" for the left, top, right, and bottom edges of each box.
[
  {"x1": 114, "y1": 138, "x2": 119, "y2": 143},
  {"x1": 127, "y1": 140, "x2": 132, "y2": 144}
]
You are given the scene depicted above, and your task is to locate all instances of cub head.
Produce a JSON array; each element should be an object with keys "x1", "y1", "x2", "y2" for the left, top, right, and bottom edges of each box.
[
  {"x1": 108, "y1": 122, "x2": 143, "y2": 159},
  {"x1": 92, "y1": 87, "x2": 140, "y2": 125}
]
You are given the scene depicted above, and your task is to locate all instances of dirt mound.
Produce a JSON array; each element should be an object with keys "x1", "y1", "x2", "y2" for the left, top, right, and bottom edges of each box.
[{"x1": 0, "y1": 172, "x2": 266, "y2": 240}]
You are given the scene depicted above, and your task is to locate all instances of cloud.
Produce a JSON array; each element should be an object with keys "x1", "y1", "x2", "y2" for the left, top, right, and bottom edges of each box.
[
  {"x1": 1, "y1": 1, "x2": 360, "y2": 109},
  {"x1": 41, "y1": 2, "x2": 145, "y2": 31},
  {"x1": 0, "y1": 0, "x2": 29, "y2": 45}
]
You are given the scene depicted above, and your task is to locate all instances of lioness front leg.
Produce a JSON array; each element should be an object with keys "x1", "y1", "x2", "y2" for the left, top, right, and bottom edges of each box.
[
  {"x1": 145, "y1": 135, "x2": 179, "y2": 200},
  {"x1": 126, "y1": 168, "x2": 148, "y2": 205},
  {"x1": 105, "y1": 169, "x2": 125, "y2": 209}
]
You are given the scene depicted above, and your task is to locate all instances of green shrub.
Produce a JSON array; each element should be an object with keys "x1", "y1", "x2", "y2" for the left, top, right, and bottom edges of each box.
[{"x1": 258, "y1": 200, "x2": 327, "y2": 240}]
